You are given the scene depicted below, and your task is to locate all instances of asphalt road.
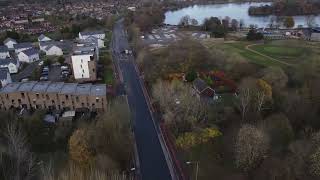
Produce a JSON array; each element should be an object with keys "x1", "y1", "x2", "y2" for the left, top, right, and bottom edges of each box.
[{"x1": 111, "y1": 20, "x2": 173, "y2": 180}]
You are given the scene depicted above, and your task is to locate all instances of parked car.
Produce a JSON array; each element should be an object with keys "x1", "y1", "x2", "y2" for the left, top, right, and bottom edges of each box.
[
  {"x1": 61, "y1": 66, "x2": 69, "y2": 71},
  {"x1": 41, "y1": 71, "x2": 49, "y2": 76},
  {"x1": 43, "y1": 66, "x2": 49, "y2": 72},
  {"x1": 20, "y1": 78, "x2": 29, "y2": 82},
  {"x1": 61, "y1": 70, "x2": 69, "y2": 75},
  {"x1": 38, "y1": 61, "x2": 44, "y2": 66},
  {"x1": 40, "y1": 76, "x2": 48, "y2": 81}
]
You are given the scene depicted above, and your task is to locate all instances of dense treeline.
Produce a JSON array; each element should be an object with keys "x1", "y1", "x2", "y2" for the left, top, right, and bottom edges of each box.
[{"x1": 249, "y1": 0, "x2": 320, "y2": 16}]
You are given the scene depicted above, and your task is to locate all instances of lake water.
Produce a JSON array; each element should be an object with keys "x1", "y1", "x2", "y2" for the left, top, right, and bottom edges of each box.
[{"x1": 164, "y1": 2, "x2": 320, "y2": 28}]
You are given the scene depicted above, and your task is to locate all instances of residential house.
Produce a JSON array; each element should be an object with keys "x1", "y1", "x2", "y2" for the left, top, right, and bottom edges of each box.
[
  {"x1": 14, "y1": 42, "x2": 33, "y2": 53},
  {"x1": 79, "y1": 36, "x2": 105, "y2": 49},
  {"x1": 0, "y1": 68, "x2": 12, "y2": 87},
  {"x1": 38, "y1": 34, "x2": 52, "y2": 42},
  {"x1": 71, "y1": 46, "x2": 97, "y2": 82},
  {"x1": 0, "y1": 58, "x2": 19, "y2": 74},
  {"x1": 193, "y1": 78, "x2": 215, "y2": 99},
  {"x1": 79, "y1": 31, "x2": 105, "y2": 40},
  {"x1": 39, "y1": 41, "x2": 71, "y2": 55},
  {"x1": 0, "y1": 46, "x2": 10, "y2": 59},
  {"x1": 3, "y1": 38, "x2": 17, "y2": 49},
  {"x1": 0, "y1": 81, "x2": 107, "y2": 111},
  {"x1": 18, "y1": 48, "x2": 39, "y2": 63},
  {"x1": 44, "y1": 44, "x2": 63, "y2": 56}
]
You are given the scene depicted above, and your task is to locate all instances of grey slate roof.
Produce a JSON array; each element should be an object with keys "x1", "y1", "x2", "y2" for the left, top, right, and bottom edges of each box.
[
  {"x1": 0, "y1": 46, "x2": 9, "y2": 53},
  {"x1": 3, "y1": 38, "x2": 17, "y2": 44},
  {"x1": 73, "y1": 45, "x2": 96, "y2": 55},
  {"x1": 38, "y1": 34, "x2": 51, "y2": 41},
  {"x1": 46, "y1": 82, "x2": 64, "y2": 93},
  {"x1": 0, "y1": 82, "x2": 107, "y2": 95},
  {"x1": 0, "y1": 68, "x2": 9, "y2": 80},
  {"x1": 0, "y1": 58, "x2": 18, "y2": 66},
  {"x1": 90, "y1": 84, "x2": 106, "y2": 96},
  {"x1": 76, "y1": 84, "x2": 92, "y2": 95},
  {"x1": 60, "y1": 83, "x2": 78, "y2": 94},
  {"x1": 0, "y1": 82, "x2": 21, "y2": 93},
  {"x1": 14, "y1": 42, "x2": 33, "y2": 49},
  {"x1": 80, "y1": 31, "x2": 104, "y2": 36},
  {"x1": 193, "y1": 78, "x2": 209, "y2": 93},
  {"x1": 21, "y1": 48, "x2": 38, "y2": 56},
  {"x1": 31, "y1": 81, "x2": 50, "y2": 92},
  {"x1": 17, "y1": 81, "x2": 37, "y2": 92},
  {"x1": 39, "y1": 40, "x2": 55, "y2": 47}
]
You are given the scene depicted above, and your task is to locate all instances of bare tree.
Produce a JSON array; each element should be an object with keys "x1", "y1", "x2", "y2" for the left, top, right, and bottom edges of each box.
[
  {"x1": 238, "y1": 87, "x2": 251, "y2": 121},
  {"x1": 235, "y1": 124, "x2": 269, "y2": 172},
  {"x1": 1, "y1": 121, "x2": 36, "y2": 180},
  {"x1": 178, "y1": 15, "x2": 191, "y2": 27},
  {"x1": 231, "y1": 19, "x2": 239, "y2": 31},
  {"x1": 190, "y1": 18, "x2": 198, "y2": 26},
  {"x1": 153, "y1": 80, "x2": 207, "y2": 133},
  {"x1": 306, "y1": 15, "x2": 316, "y2": 28}
]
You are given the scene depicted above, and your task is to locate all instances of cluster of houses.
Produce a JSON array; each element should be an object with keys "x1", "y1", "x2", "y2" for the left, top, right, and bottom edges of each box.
[{"x1": 0, "y1": 30, "x2": 106, "y2": 96}]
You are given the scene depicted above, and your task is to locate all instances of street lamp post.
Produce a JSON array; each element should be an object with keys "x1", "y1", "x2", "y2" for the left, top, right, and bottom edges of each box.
[{"x1": 186, "y1": 161, "x2": 199, "y2": 180}]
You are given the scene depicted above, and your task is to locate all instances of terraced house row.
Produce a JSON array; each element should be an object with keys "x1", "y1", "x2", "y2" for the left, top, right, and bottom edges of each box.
[{"x1": 0, "y1": 81, "x2": 107, "y2": 111}]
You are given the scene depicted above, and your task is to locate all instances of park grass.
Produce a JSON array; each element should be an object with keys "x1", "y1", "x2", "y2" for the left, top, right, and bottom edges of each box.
[
  {"x1": 206, "y1": 40, "x2": 320, "y2": 68},
  {"x1": 214, "y1": 42, "x2": 286, "y2": 67}
]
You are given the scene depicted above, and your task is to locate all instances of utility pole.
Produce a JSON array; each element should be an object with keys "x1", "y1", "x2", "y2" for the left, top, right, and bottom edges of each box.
[{"x1": 186, "y1": 161, "x2": 199, "y2": 180}]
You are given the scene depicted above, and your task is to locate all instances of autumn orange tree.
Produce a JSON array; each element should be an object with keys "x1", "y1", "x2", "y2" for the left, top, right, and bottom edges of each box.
[
  {"x1": 69, "y1": 129, "x2": 94, "y2": 167},
  {"x1": 176, "y1": 128, "x2": 222, "y2": 150}
]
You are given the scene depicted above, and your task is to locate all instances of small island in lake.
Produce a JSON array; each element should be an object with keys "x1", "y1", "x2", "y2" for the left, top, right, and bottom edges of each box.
[{"x1": 249, "y1": 0, "x2": 320, "y2": 16}]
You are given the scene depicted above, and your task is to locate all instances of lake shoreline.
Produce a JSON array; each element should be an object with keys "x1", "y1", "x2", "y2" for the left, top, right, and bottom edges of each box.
[
  {"x1": 164, "y1": 2, "x2": 320, "y2": 28},
  {"x1": 163, "y1": 0, "x2": 273, "y2": 12}
]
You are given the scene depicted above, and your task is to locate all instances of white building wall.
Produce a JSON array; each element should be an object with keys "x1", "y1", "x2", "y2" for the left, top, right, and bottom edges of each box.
[
  {"x1": 79, "y1": 33, "x2": 106, "y2": 40},
  {"x1": 46, "y1": 46, "x2": 63, "y2": 56},
  {"x1": 71, "y1": 54, "x2": 93, "y2": 79},
  {"x1": 97, "y1": 39, "x2": 105, "y2": 48},
  {"x1": 0, "y1": 63, "x2": 18, "y2": 74},
  {"x1": 39, "y1": 36, "x2": 51, "y2": 42},
  {"x1": 18, "y1": 52, "x2": 39, "y2": 63},
  {"x1": 1, "y1": 72, "x2": 12, "y2": 87},
  {"x1": 5, "y1": 41, "x2": 17, "y2": 49},
  {"x1": 0, "y1": 52, "x2": 10, "y2": 59}
]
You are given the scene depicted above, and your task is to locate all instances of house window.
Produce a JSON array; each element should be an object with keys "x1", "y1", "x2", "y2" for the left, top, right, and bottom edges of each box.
[
  {"x1": 11, "y1": 99, "x2": 14, "y2": 103},
  {"x1": 6, "y1": 94, "x2": 8, "y2": 99},
  {"x1": 82, "y1": 69, "x2": 85, "y2": 73},
  {"x1": 81, "y1": 59, "x2": 83, "y2": 63},
  {"x1": 52, "y1": 100, "x2": 55, "y2": 104},
  {"x1": 21, "y1": 93, "x2": 25, "y2": 98},
  {"x1": 96, "y1": 98, "x2": 99, "y2": 103},
  {"x1": 92, "y1": 68, "x2": 95, "y2": 72},
  {"x1": 81, "y1": 103, "x2": 84, "y2": 107},
  {"x1": 65, "y1": 95, "x2": 69, "y2": 100},
  {"x1": 36, "y1": 93, "x2": 39, "y2": 98},
  {"x1": 76, "y1": 96, "x2": 79, "y2": 102},
  {"x1": 80, "y1": 65, "x2": 82, "y2": 68}
]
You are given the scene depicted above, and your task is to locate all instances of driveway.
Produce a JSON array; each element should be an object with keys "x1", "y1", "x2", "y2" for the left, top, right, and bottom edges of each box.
[{"x1": 12, "y1": 61, "x2": 41, "y2": 82}]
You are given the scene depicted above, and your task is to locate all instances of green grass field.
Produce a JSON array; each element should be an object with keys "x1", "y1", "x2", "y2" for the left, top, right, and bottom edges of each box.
[{"x1": 206, "y1": 40, "x2": 320, "y2": 68}]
